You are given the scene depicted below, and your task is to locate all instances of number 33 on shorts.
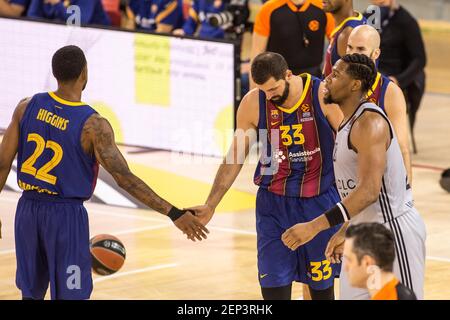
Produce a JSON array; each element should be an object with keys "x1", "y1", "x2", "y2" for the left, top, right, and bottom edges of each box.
[{"x1": 310, "y1": 260, "x2": 332, "y2": 281}]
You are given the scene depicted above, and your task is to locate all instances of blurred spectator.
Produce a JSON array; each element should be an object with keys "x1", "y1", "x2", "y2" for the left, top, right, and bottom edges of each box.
[
  {"x1": 101, "y1": 0, "x2": 121, "y2": 26},
  {"x1": 366, "y1": 0, "x2": 426, "y2": 145},
  {"x1": 128, "y1": 0, "x2": 184, "y2": 32},
  {"x1": 0, "y1": 0, "x2": 30, "y2": 16},
  {"x1": 173, "y1": 0, "x2": 227, "y2": 39},
  {"x1": 27, "y1": 0, "x2": 111, "y2": 25},
  {"x1": 251, "y1": 0, "x2": 334, "y2": 85},
  {"x1": 322, "y1": 0, "x2": 366, "y2": 78}
]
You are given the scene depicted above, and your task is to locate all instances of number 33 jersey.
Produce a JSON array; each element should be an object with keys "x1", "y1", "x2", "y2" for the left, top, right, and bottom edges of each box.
[
  {"x1": 17, "y1": 92, "x2": 99, "y2": 200},
  {"x1": 254, "y1": 74, "x2": 336, "y2": 198}
]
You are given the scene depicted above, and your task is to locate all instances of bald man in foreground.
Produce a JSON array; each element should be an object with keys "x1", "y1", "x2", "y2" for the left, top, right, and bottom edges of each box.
[{"x1": 346, "y1": 25, "x2": 412, "y2": 184}]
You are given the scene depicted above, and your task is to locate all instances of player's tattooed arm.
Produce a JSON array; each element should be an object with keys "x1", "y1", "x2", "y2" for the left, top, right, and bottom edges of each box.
[
  {"x1": 82, "y1": 114, "x2": 209, "y2": 241},
  {"x1": 83, "y1": 114, "x2": 172, "y2": 214}
]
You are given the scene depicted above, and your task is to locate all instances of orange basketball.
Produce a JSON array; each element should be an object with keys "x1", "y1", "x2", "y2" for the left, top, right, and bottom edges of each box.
[{"x1": 90, "y1": 234, "x2": 126, "y2": 276}]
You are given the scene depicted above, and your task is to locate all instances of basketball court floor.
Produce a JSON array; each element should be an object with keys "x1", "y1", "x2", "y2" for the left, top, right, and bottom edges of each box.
[{"x1": 0, "y1": 90, "x2": 449, "y2": 300}]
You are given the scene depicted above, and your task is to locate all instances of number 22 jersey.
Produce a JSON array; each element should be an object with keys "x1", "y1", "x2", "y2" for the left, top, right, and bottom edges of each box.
[{"x1": 17, "y1": 92, "x2": 99, "y2": 200}]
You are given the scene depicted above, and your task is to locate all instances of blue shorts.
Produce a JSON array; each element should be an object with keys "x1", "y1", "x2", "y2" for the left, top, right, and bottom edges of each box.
[
  {"x1": 256, "y1": 186, "x2": 342, "y2": 290},
  {"x1": 14, "y1": 192, "x2": 93, "y2": 300}
]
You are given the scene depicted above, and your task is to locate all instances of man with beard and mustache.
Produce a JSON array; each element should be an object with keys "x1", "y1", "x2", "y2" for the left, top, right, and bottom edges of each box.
[
  {"x1": 322, "y1": 0, "x2": 366, "y2": 78},
  {"x1": 0, "y1": 45, "x2": 208, "y2": 300},
  {"x1": 281, "y1": 53, "x2": 425, "y2": 300},
  {"x1": 190, "y1": 52, "x2": 344, "y2": 300}
]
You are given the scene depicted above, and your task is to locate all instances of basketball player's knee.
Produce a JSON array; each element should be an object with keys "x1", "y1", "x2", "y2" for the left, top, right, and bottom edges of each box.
[
  {"x1": 308, "y1": 285, "x2": 335, "y2": 300},
  {"x1": 261, "y1": 284, "x2": 292, "y2": 300},
  {"x1": 22, "y1": 296, "x2": 43, "y2": 300}
]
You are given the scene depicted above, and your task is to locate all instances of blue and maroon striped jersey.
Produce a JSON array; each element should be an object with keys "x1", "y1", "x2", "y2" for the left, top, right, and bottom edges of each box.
[
  {"x1": 323, "y1": 12, "x2": 366, "y2": 78},
  {"x1": 253, "y1": 74, "x2": 336, "y2": 198},
  {"x1": 366, "y1": 72, "x2": 391, "y2": 111}
]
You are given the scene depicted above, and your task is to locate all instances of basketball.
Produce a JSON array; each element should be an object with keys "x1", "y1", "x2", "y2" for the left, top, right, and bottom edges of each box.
[{"x1": 90, "y1": 234, "x2": 126, "y2": 276}]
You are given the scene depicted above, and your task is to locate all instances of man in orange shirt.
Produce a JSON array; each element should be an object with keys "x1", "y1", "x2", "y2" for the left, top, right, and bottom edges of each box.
[
  {"x1": 342, "y1": 223, "x2": 417, "y2": 300},
  {"x1": 251, "y1": 0, "x2": 334, "y2": 87}
]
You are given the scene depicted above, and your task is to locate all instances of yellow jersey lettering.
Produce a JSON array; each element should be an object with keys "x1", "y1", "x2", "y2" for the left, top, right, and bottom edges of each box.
[
  {"x1": 35, "y1": 108, "x2": 69, "y2": 131},
  {"x1": 61, "y1": 119, "x2": 69, "y2": 131},
  {"x1": 44, "y1": 111, "x2": 53, "y2": 123},
  {"x1": 18, "y1": 179, "x2": 58, "y2": 195},
  {"x1": 50, "y1": 114, "x2": 59, "y2": 127},
  {"x1": 36, "y1": 108, "x2": 46, "y2": 121}
]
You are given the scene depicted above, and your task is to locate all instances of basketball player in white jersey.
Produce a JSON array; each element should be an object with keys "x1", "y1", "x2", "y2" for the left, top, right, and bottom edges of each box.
[{"x1": 281, "y1": 53, "x2": 426, "y2": 299}]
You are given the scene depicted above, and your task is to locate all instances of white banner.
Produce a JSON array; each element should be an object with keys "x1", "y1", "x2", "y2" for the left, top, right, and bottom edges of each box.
[{"x1": 0, "y1": 18, "x2": 235, "y2": 157}]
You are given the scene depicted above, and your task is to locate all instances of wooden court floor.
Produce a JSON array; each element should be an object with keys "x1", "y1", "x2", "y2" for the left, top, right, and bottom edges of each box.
[{"x1": 0, "y1": 91, "x2": 449, "y2": 300}]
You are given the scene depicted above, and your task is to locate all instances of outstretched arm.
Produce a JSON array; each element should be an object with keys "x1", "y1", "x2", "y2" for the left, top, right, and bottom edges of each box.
[
  {"x1": 189, "y1": 91, "x2": 259, "y2": 225},
  {"x1": 282, "y1": 111, "x2": 391, "y2": 250},
  {"x1": 82, "y1": 114, "x2": 208, "y2": 241},
  {"x1": 0, "y1": 98, "x2": 29, "y2": 238}
]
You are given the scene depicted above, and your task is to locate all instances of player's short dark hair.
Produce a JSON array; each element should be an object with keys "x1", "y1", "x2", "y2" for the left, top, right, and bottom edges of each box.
[
  {"x1": 341, "y1": 53, "x2": 377, "y2": 93},
  {"x1": 345, "y1": 223, "x2": 396, "y2": 272},
  {"x1": 52, "y1": 45, "x2": 87, "y2": 82},
  {"x1": 251, "y1": 52, "x2": 288, "y2": 85}
]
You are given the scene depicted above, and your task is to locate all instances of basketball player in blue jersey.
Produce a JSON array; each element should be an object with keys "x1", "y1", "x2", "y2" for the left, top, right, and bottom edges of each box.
[
  {"x1": 190, "y1": 52, "x2": 344, "y2": 300},
  {"x1": 0, "y1": 45, "x2": 208, "y2": 300},
  {"x1": 346, "y1": 25, "x2": 412, "y2": 184},
  {"x1": 322, "y1": 0, "x2": 366, "y2": 78}
]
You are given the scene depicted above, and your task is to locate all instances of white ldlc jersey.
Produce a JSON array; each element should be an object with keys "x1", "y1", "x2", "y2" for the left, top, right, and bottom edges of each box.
[
  {"x1": 335, "y1": 102, "x2": 426, "y2": 300},
  {"x1": 333, "y1": 102, "x2": 414, "y2": 225}
]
